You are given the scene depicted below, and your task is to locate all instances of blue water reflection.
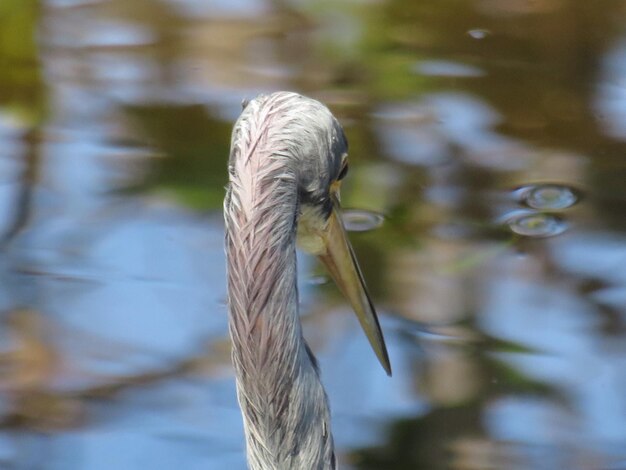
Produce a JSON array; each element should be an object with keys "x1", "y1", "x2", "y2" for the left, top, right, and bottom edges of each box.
[{"x1": 483, "y1": 236, "x2": 626, "y2": 464}]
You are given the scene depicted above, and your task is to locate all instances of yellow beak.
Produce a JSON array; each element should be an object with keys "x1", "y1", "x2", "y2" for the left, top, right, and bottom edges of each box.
[{"x1": 318, "y1": 194, "x2": 392, "y2": 376}]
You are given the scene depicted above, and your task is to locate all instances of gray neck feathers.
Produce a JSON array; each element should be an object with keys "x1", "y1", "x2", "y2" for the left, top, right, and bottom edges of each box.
[{"x1": 225, "y1": 93, "x2": 336, "y2": 469}]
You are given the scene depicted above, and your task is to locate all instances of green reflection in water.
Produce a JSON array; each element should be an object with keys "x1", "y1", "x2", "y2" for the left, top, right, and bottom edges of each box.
[
  {"x1": 0, "y1": 0, "x2": 46, "y2": 125},
  {"x1": 126, "y1": 104, "x2": 230, "y2": 210}
]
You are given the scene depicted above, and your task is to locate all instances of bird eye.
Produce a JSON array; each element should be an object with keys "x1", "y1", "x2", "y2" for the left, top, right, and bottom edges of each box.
[{"x1": 337, "y1": 162, "x2": 349, "y2": 181}]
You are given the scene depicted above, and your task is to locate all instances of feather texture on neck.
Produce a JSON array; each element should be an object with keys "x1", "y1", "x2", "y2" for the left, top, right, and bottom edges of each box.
[{"x1": 224, "y1": 92, "x2": 336, "y2": 470}]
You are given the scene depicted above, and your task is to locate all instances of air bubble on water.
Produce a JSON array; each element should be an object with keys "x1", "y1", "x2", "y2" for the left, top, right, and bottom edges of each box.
[
  {"x1": 505, "y1": 210, "x2": 568, "y2": 238},
  {"x1": 307, "y1": 275, "x2": 329, "y2": 286},
  {"x1": 515, "y1": 183, "x2": 579, "y2": 210},
  {"x1": 342, "y1": 209, "x2": 385, "y2": 232},
  {"x1": 467, "y1": 29, "x2": 491, "y2": 39}
]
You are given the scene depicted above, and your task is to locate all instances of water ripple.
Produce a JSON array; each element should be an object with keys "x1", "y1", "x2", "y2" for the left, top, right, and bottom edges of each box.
[
  {"x1": 306, "y1": 275, "x2": 330, "y2": 286},
  {"x1": 505, "y1": 210, "x2": 568, "y2": 238},
  {"x1": 515, "y1": 183, "x2": 579, "y2": 210},
  {"x1": 342, "y1": 209, "x2": 385, "y2": 232},
  {"x1": 467, "y1": 28, "x2": 491, "y2": 39}
]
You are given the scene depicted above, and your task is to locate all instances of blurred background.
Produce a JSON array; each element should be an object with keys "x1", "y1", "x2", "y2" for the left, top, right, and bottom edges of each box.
[{"x1": 2, "y1": 0, "x2": 626, "y2": 468}]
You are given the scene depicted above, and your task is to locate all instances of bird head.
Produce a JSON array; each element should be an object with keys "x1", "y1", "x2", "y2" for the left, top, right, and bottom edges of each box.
[{"x1": 233, "y1": 92, "x2": 391, "y2": 375}]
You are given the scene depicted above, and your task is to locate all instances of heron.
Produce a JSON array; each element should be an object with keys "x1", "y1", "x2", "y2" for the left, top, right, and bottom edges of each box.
[{"x1": 224, "y1": 91, "x2": 391, "y2": 470}]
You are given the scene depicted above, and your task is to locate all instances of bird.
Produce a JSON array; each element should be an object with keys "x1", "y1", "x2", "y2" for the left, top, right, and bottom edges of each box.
[{"x1": 224, "y1": 91, "x2": 391, "y2": 470}]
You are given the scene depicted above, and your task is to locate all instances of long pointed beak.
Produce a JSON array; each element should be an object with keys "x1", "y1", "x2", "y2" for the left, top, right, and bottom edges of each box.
[{"x1": 318, "y1": 194, "x2": 392, "y2": 376}]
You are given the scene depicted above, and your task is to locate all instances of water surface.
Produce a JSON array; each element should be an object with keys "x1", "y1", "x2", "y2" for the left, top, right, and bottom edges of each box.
[{"x1": 2, "y1": 1, "x2": 626, "y2": 469}]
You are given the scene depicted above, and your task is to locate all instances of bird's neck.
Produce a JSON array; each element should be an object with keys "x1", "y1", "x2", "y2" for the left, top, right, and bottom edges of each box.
[{"x1": 225, "y1": 165, "x2": 335, "y2": 469}]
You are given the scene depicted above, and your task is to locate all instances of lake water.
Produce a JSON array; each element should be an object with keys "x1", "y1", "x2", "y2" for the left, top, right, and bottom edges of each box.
[{"x1": 2, "y1": 1, "x2": 626, "y2": 469}]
